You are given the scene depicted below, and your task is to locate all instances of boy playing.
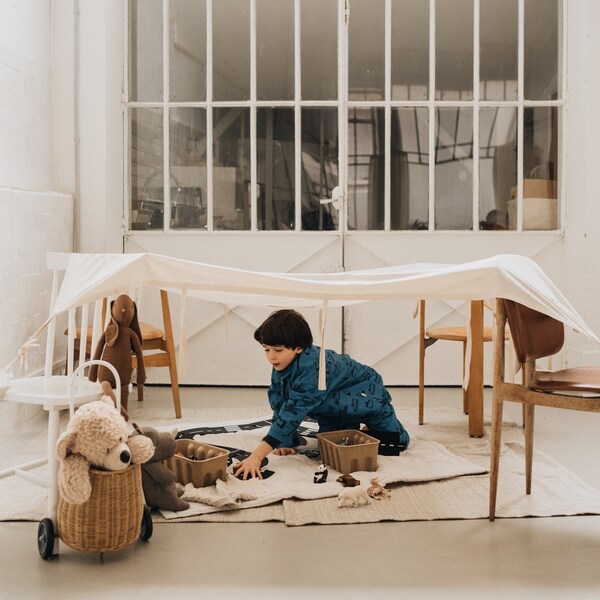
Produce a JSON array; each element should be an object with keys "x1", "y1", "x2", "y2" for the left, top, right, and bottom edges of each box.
[{"x1": 233, "y1": 309, "x2": 410, "y2": 480}]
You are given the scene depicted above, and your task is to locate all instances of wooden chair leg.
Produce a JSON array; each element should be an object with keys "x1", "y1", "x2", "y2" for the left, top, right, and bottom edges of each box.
[
  {"x1": 137, "y1": 382, "x2": 144, "y2": 402},
  {"x1": 522, "y1": 361, "x2": 536, "y2": 494},
  {"x1": 160, "y1": 290, "x2": 182, "y2": 419},
  {"x1": 418, "y1": 300, "x2": 425, "y2": 425},
  {"x1": 489, "y1": 387, "x2": 504, "y2": 521},
  {"x1": 524, "y1": 403, "x2": 535, "y2": 494},
  {"x1": 489, "y1": 299, "x2": 506, "y2": 521},
  {"x1": 462, "y1": 340, "x2": 468, "y2": 414}
]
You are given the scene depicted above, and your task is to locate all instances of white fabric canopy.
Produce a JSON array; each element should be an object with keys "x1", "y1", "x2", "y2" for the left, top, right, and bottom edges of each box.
[{"x1": 53, "y1": 252, "x2": 598, "y2": 341}]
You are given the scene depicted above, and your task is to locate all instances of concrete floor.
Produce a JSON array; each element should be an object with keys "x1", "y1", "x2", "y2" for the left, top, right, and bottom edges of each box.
[{"x1": 1, "y1": 386, "x2": 600, "y2": 600}]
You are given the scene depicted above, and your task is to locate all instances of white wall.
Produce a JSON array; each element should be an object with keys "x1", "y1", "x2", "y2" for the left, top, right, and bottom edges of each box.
[
  {"x1": 76, "y1": 0, "x2": 124, "y2": 254},
  {"x1": 562, "y1": 0, "x2": 600, "y2": 363},
  {"x1": 0, "y1": 0, "x2": 76, "y2": 430}
]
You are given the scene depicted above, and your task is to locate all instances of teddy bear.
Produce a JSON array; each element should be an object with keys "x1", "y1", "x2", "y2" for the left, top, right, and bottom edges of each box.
[
  {"x1": 131, "y1": 424, "x2": 190, "y2": 513},
  {"x1": 56, "y1": 396, "x2": 155, "y2": 505},
  {"x1": 88, "y1": 293, "x2": 146, "y2": 421}
]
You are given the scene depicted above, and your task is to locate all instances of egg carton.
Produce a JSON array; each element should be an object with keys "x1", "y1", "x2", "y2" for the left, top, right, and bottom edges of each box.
[
  {"x1": 165, "y1": 439, "x2": 229, "y2": 488},
  {"x1": 316, "y1": 429, "x2": 379, "y2": 474}
]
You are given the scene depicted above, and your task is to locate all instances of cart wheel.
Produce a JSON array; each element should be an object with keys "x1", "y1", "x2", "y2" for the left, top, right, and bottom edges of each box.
[
  {"x1": 37, "y1": 518, "x2": 55, "y2": 560},
  {"x1": 139, "y1": 506, "x2": 153, "y2": 541}
]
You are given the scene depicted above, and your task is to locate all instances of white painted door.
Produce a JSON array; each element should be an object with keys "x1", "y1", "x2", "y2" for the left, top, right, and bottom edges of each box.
[{"x1": 125, "y1": 0, "x2": 564, "y2": 386}]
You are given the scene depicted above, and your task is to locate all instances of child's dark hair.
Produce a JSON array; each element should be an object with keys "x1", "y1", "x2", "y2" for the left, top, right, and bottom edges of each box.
[{"x1": 254, "y1": 309, "x2": 313, "y2": 349}]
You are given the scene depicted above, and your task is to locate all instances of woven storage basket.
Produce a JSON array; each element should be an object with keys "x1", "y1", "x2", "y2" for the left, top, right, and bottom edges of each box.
[{"x1": 57, "y1": 463, "x2": 144, "y2": 553}]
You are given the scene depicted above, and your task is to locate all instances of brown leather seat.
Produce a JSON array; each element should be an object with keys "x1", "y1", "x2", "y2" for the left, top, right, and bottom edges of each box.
[
  {"x1": 532, "y1": 367, "x2": 600, "y2": 393},
  {"x1": 489, "y1": 298, "x2": 600, "y2": 521}
]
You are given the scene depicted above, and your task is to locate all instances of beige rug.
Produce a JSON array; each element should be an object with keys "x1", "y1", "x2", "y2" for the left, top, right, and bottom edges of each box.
[{"x1": 2, "y1": 404, "x2": 600, "y2": 525}]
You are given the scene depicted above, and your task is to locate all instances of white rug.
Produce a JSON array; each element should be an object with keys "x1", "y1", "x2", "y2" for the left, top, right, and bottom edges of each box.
[{"x1": 2, "y1": 404, "x2": 600, "y2": 525}]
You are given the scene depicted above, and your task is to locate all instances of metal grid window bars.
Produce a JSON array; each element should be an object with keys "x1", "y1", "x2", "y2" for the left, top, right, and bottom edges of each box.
[{"x1": 125, "y1": 0, "x2": 564, "y2": 233}]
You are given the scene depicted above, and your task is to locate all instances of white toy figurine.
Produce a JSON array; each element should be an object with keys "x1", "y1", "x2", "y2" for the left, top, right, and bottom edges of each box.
[{"x1": 338, "y1": 485, "x2": 372, "y2": 508}]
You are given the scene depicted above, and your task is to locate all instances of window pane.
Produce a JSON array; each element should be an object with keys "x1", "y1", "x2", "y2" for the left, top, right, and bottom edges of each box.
[
  {"x1": 347, "y1": 108, "x2": 384, "y2": 231},
  {"x1": 436, "y1": 0, "x2": 473, "y2": 100},
  {"x1": 524, "y1": 0, "x2": 560, "y2": 100},
  {"x1": 213, "y1": 108, "x2": 250, "y2": 230},
  {"x1": 479, "y1": 107, "x2": 517, "y2": 231},
  {"x1": 508, "y1": 106, "x2": 558, "y2": 230},
  {"x1": 435, "y1": 108, "x2": 473, "y2": 230},
  {"x1": 129, "y1": 0, "x2": 163, "y2": 101},
  {"x1": 169, "y1": 108, "x2": 207, "y2": 230},
  {"x1": 169, "y1": 0, "x2": 206, "y2": 102},
  {"x1": 130, "y1": 108, "x2": 164, "y2": 230},
  {"x1": 257, "y1": 0, "x2": 294, "y2": 101},
  {"x1": 480, "y1": 0, "x2": 518, "y2": 101},
  {"x1": 392, "y1": 107, "x2": 429, "y2": 230},
  {"x1": 213, "y1": 0, "x2": 250, "y2": 101},
  {"x1": 348, "y1": 0, "x2": 385, "y2": 100},
  {"x1": 392, "y1": 0, "x2": 429, "y2": 101},
  {"x1": 301, "y1": 0, "x2": 337, "y2": 100},
  {"x1": 257, "y1": 108, "x2": 295, "y2": 230},
  {"x1": 301, "y1": 109, "x2": 339, "y2": 231}
]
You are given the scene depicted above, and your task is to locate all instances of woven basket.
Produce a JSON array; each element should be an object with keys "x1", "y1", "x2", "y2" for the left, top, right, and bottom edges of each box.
[{"x1": 57, "y1": 463, "x2": 144, "y2": 554}]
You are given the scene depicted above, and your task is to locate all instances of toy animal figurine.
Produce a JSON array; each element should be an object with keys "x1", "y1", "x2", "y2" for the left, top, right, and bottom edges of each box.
[
  {"x1": 367, "y1": 477, "x2": 391, "y2": 500},
  {"x1": 338, "y1": 486, "x2": 372, "y2": 508},
  {"x1": 131, "y1": 424, "x2": 190, "y2": 512},
  {"x1": 55, "y1": 396, "x2": 154, "y2": 505},
  {"x1": 336, "y1": 474, "x2": 360, "y2": 487},
  {"x1": 88, "y1": 294, "x2": 146, "y2": 421},
  {"x1": 313, "y1": 464, "x2": 328, "y2": 484}
]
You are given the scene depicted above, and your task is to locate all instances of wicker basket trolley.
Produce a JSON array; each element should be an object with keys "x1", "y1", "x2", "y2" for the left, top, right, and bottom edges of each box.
[{"x1": 36, "y1": 361, "x2": 152, "y2": 559}]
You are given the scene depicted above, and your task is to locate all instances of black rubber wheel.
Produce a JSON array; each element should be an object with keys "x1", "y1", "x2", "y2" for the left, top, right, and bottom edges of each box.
[
  {"x1": 139, "y1": 506, "x2": 153, "y2": 541},
  {"x1": 37, "y1": 518, "x2": 55, "y2": 560}
]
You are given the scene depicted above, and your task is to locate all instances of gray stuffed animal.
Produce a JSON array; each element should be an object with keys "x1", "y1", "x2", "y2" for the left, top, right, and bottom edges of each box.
[{"x1": 131, "y1": 424, "x2": 189, "y2": 512}]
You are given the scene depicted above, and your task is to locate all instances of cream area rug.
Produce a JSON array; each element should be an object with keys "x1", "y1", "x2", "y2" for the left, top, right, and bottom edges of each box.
[
  {"x1": 2, "y1": 404, "x2": 600, "y2": 525},
  {"x1": 159, "y1": 419, "x2": 486, "y2": 520}
]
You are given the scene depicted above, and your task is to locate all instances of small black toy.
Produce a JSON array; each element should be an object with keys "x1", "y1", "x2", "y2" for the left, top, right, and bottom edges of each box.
[{"x1": 313, "y1": 463, "x2": 328, "y2": 484}]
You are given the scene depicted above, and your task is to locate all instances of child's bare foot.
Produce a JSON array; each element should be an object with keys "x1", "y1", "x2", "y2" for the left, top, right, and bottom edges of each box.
[{"x1": 272, "y1": 448, "x2": 297, "y2": 456}]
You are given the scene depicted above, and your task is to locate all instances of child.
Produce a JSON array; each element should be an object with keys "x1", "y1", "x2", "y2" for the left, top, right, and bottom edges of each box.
[{"x1": 232, "y1": 309, "x2": 410, "y2": 480}]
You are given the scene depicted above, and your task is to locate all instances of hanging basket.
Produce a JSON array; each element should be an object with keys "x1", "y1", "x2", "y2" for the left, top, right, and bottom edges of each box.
[{"x1": 57, "y1": 464, "x2": 144, "y2": 554}]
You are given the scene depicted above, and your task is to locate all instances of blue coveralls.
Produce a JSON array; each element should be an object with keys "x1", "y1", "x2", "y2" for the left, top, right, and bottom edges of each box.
[{"x1": 262, "y1": 345, "x2": 409, "y2": 451}]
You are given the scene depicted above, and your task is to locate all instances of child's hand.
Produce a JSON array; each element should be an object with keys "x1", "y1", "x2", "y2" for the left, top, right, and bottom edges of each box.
[
  {"x1": 272, "y1": 448, "x2": 297, "y2": 456},
  {"x1": 232, "y1": 456, "x2": 264, "y2": 480}
]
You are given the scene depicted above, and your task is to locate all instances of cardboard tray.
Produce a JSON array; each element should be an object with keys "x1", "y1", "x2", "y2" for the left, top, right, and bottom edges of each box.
[
  {"x1": 166, "y1": 439, "x2": 229, "y2": 488},
  {"x1": 316, "y1": 429, "x2": 379, "y2": 474}
]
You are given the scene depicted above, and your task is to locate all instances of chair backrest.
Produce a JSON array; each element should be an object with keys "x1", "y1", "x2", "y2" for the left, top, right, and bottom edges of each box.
[
  {"x1": 503, "y1": 299, "x2": 564, "y2": 364},
  {"x1": 46, "y1": 253, "x2": 109, "y2": 378}
]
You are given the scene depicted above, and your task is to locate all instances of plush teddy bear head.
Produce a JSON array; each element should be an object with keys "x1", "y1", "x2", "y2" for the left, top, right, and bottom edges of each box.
[
  {"x1": 56, "y1": 396, "x2": 154, "y2": 505},
  {"x1": 132, "y1": 424, "x2": 177, "y2": 462}
]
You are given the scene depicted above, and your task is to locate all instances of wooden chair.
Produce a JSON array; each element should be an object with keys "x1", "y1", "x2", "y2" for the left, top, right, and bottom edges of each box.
[
  {"x1": 72, "y1": 289, "x2": 182, "y2": 419},
  {"x1": 418, "y1": 299, "x2": 498, "y2": 425},
  {"x1": 489, "y1": 298, "x2": 600, "y2": 521}
]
